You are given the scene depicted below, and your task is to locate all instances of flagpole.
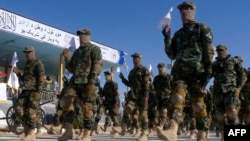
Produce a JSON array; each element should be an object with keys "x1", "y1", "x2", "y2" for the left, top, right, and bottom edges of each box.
[{"x1": 58, "y1": 53, "x2": 64, "y2": 91}]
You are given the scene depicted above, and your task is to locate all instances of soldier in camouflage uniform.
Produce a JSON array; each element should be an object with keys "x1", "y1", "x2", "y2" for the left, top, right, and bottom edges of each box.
[
  {"x1": 60, "y1": 28, "x2": 102, "y2": 141},
  {"x1": 212, "y1": 44, "x2": 247, "y2": 141},
  {"x1": 13, "y1": 46, "x2": 46, "y2": 141},
  {"x1": 119, "y1": 53, "x2": 150, "y2": 141},
  {"x1": 239, "y1": 67, "x2": 250, "y2": 125},
  {"x1": 158, "y1": 1, "x2": 214, "y2": 141},
  {"x1": 152, "y1": 63, "x2": 172, "y2": 130},
  {"x1": 92, "y1": 71, "x2": 121, "y2": 138}
]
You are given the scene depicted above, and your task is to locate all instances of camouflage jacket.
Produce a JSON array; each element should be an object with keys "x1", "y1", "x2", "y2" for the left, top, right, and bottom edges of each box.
[
  {"x1": 241, "y1": 69, "x2": 250, "y2": 99},
  {"x1": 101, "y1": 81, "x2": 119, "y2": 104},
  {"x1": 121, "y1": 65, "x2": 150, "y2": 97},
  {"x1": 153, "y1": 73, "x2": 172, "y2": 100},
  {"x1": 164, "y1": 22, "x2": 214, "y2": 76},
  {"x1": 212, "y1": 55, "x2": 246, "y2": 93},
  {"x1": 65, "y1": 43, "x2": 102, "y2": 84},
  {"x1": 17, "y1": 59, "x2": 45, "y2": 91},
  {"x1": 148, "y1": 82, "x2": 157, "y2": 108}
]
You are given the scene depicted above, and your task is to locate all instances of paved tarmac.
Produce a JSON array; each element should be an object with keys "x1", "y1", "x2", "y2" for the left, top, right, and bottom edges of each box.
[
  {"x1": 0, "y1": 131, "x2": 221, "y2": 141},
  {"x1": 0, "y1": 100, "x2": 222, "y2": 141}
]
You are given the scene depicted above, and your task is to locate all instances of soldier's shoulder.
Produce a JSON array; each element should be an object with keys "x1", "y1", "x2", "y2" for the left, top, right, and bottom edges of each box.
[
  {"x1": 166, "y1": 74, "x2": 172, "y2": 78},
  {"x1": 90, "y1": 43, "x2": 101, "y2": 51},
  {"x1": 142, "y1": 66, "x2": 150, "y2": 72},
  {"x1": 212, "y1": 59, "x2": 220, "y2": 65},
  {"x1": 35, "y1": 59, "x2": 44, "y2": 65},
  {"x1": 112, "y1": 81, "x2": 118, "y2": 86},
  {"x1": 153, "y1": 75, "x2": 160, "y2": 79},
  {"x1": 196, "y1": 22, "x2": 211, "y2": 29},
  {"x1": 175, "y1": 27, "x2": 184, "y2": 35},
  {"x1": 233, "y1": 56, "x2": 243, "y2": 64}
]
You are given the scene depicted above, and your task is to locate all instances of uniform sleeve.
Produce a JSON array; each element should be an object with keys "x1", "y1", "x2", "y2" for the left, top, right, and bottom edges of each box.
[
  {"x1": 164, "y1": 33, "x2": 177, "y2": 60},
  {"x1": 235, "y1": 59, "x2": 247, "y2": 89},
  {"x1": 201, "y1": 24, "x2": 214, "y2": 74},
  {"x1": 114, "y1": 82, "x2": 120, "y2": 103},
  {"x1": 143, "y1": 67, "x2": 151, "y2": 95},
  {"x1": 36, "y1": 60, "x2": 46, "y2": 91},
  {"x1": 65, "y1": 50, "x2": 78, "y2": 73},
  {"x1": 89, "y1": 46, "x2": 103, "y2": 84}
]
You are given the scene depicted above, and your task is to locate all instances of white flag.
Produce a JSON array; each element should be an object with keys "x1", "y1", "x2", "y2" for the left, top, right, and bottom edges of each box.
[
  {"x1": 67, "y1": 37, "x2": 76, "y2": 52},
  {"x1": 159, "y1": 6, "x2": 173, "y2": 29},
  {"x1": 7, "y1": 52, "x2": 19, "y2": 90},
  {"x1": 116, "y1": 67, "x2": 121, "y2": 73},
  {"x1": 149, "y1": 64, "x2": 152, "y2": 72},
  {"x1": 64, "y1": 68, "x2": 73, "y2": 80},
  {"x1": 167, "y1": 60, "x2": 174, "y2": 69},
  {"x1": 149, "y1": 64, "x2": 154, "y2": 78},
  {"x1": 213, "y1": 46, "x2": 217, "y2": 61}
]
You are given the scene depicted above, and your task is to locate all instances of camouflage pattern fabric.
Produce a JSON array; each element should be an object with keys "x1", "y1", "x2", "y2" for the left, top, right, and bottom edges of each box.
[
  {"x1": 65, "y1": 44, "x2": 102, "y2": 84},
  {"x1": 121, "y1": 65, "x2": 150, "y2": 130},
  {"x1": 97, "y1": 80, "x2": 121, "y2": 126},
  {"x1": 212, "y1": 55, "x2": 247, "y2": 129},
  {"x1": 153, "y1": 72, "x2": 172, "y2": 121},
  {"x1": 63, "y1": 43, "x2": 102, "y2": 130},
  {"x1": 239, "y1": 68, "x2": 250, "y2": 124},
  {"x1": 164, "y1": 22, "x2": 214, "y2": 131},
  {"x1": 15, "y1": 59, "x2": 45, "y2": 129},
  {"x1": 148, "y1": 83, "x2": 159, "y2": 129}
]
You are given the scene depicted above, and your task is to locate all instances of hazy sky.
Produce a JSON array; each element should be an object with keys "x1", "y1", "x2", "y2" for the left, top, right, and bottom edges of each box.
[{"x1": 1, "y1": 0, "x2": 250, "y2": 99}]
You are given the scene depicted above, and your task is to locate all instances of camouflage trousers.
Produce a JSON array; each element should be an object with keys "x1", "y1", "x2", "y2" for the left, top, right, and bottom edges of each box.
[
  {"x1": 122, "y1": 100, "x2": 139, "y2": 129},
  {"x1": 213, "y1": 89, "x2": 241, "y2": 130},
  {"x1": 96, "y1": 101, "x2": 120, "y2": 126},
  {"x1": 239, "y1": 91, "x2": 250, "y2": 125},
  {"x1": 73, "y1": 84, "x2": 96, "y2": 130},
  {"x1": 169, "y1": 80, "x2": 210, "y2": 131},
  {"x1": 122, "y1": 100, "x2": 148, "y2": 130},
  {"x1": 58, "y1": 86, "x2": 84, "y2": 129},
  {"x1": 15, "y1": 90, "x2": 41, "y2": 129},
  {"x1": 148, "y1": 106, "x2": 159, "y2": 128},
  {"x1": 240, "y1": 91, "x2": 250, "y2": 114}
]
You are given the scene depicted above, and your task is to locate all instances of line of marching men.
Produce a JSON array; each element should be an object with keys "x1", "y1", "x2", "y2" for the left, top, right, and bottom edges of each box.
[{"x1": 44, "y1": 51, "x2": 250, "y2": 141}]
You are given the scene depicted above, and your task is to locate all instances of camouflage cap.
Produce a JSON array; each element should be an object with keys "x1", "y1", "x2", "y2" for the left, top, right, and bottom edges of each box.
[
  {"x1": 76, "y1": 28, "x2": 91, "y2": 35},
  {"x1": 157, "y1": 63, "x2": 166, "y2": 68},
  {"x1": 131, "y1": 52, "x2": 142, "y2": 58},
  {"x1": 177, "y1": 1, "x2": 196, "y2": 10},
  {"x1": 216, "y1": 44, "x2": 227, "y2": 51},
  {"x1": 23, "y1": 46, "x2": 35, "y2": 52},
  {"x1": 104, "y1": 71, "x2": 112, "y2": 75}
]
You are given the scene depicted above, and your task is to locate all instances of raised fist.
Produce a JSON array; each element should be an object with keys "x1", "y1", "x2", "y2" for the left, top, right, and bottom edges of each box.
[
  {"x1": 62, "y1": 48, "x2": 70, "y2": 59},
  {"x1": 119, "y1": 72, "x2": 125, "y2": 79},
  {"x1": 13, "y1": 67, "x2": 19, "y2": 74},
  {"x1": 162, "y1": 25, "x2": 171, "y2": 38}
]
